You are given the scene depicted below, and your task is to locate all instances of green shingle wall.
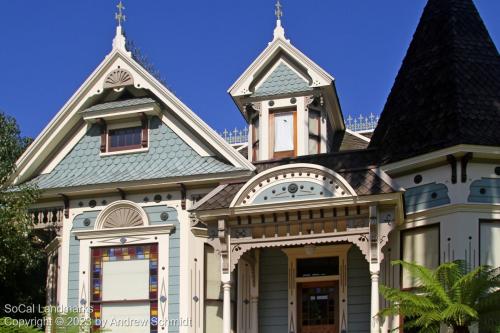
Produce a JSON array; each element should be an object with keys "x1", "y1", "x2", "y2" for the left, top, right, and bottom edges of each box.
[
  {"x1": 253, "y1": 62, "x2": 312, "y2": 97},
  {"x1": 30, "y1": 116, "x2": 240, "y2": 189}
]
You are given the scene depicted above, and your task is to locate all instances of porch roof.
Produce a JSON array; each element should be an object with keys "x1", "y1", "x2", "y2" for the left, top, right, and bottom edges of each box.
[{"x1": 194, "y1": 149, "x2": 398, "y2": 211}]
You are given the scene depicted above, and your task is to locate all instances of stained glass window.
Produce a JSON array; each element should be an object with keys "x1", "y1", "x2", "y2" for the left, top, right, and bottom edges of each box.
[{"x1": 91, "y1": 244, "x2": 158, "y2": 333}]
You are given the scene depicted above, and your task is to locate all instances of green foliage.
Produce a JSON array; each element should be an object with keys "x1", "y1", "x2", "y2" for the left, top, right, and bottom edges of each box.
[
  {"x1": 46, "y1": 310, "x2": 90, "y2": 333},
  {"x1": 379, "y1": 260, "x2": 500, "y2": 333},
  {"x1": 0, "y1": 111, "x2": 44, "y2": 311},
  {"x1": 0, "y1": 317, "x2": 41, "y2": 332}
]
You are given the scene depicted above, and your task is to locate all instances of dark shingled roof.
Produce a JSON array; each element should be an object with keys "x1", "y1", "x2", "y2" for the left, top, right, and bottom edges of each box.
[
  {"x1": 369, "y1": 0, "x2": 500, "y2": 163},
  {"x1": 196, "y1": 183, "x2": 245, "y2": 211},
  {"x1": 195, "y1": 150, "x2": 396, "y2": 211},
  {"x1": 339, "y1": 131, "x2": 370, "y2": 151}
]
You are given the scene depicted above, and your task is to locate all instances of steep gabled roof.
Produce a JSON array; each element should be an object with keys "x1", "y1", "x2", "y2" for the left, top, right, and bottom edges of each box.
[
  {"x1": 369, "y1": 0, "x2": 500, "y2": 164},
  {"x1": 28, "y1": 117, "x2": 243, "y2": 190},
  {"x1": 12, "y1": 27, "x2": 254, "y2": 188},
  {"x1": 228, "y1": 21, "x2": 345, "y2": 131}
]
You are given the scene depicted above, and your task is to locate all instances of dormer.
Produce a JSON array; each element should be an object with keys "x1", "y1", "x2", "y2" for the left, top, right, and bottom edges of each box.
[
  {"x1": 78, "y1": 67, "x2": 162, "y2": 155},
  {"x1": 229, "y1": 5, "x2": 344, "y2": 162}
]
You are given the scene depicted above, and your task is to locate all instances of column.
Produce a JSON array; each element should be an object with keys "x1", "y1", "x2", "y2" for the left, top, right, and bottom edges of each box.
[
  {"x1": 250, "y1": 296, "x2": 259, "y2": 333},
  {"x1": 370, "y1": 271, "x2": 380, "y2": 333},
  {"x1": 223, "y1": 281, "x2": 232, "y2": 333}
]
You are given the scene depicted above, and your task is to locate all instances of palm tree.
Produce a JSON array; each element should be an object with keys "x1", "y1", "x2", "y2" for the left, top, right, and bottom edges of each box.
[{"x1": 378, "y1": 260, "x2": 500, "y2": 333}]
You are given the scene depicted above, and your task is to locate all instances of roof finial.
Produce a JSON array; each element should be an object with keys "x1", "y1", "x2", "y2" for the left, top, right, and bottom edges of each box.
[
  {"x1": 273, "y1": 0, "x2": 286, "y2": 41},
  {"x1": 275, "y1": 0, "x2": 283, "y2": 22},
  {"x1": 115, "y1": 1, "x2": 126, "y2": 27},
  {"x1": 112, "y1": 0, "x2": 128, "y2": 53}
]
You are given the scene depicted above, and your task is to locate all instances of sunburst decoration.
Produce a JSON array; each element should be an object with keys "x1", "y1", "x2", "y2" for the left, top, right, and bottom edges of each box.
[
  {"x1": 102, "y1": 206, "x2": 143, "y2": 228},
  {"x1": 104, "y1": 68, "x2": 134, "y2": 89}
]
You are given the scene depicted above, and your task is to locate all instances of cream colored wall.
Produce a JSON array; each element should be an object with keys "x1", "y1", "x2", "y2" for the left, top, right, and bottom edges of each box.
[{"x1": 379, "y1": 160, "x2": 500, "y2": 333}]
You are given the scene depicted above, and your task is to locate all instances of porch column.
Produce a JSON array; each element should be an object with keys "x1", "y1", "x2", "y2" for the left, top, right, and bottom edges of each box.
[
  {"x1": 250, "y1": 296, "x2": 259, "y2": 333},
  {"x1": 223, "y1": 281, "x2": 232, "y2": 333},
  {"x1": 370, "y1": 271, "x2": 380, "y2": 333}
]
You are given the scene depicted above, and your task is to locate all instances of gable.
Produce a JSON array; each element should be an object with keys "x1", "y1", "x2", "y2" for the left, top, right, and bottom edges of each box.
[
  {"x1": 12, "y1": 29, "x2": 254, "y2": 187},
  {"x1": 29, "y1": 117, "x2": 241, "y2": 189},
  {"x1": 253, "y1": 62, "x2": 312, "y2": 97}
]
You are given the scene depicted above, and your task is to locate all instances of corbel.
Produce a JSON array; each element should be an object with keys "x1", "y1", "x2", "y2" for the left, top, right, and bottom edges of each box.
[
  {"x1": 96, "y1": 118, "x2": 107, "y2": 153},
  {"x1": 116, "y1": 188, "x2": 126, "y2": 200},
  {"x1": 460, "y1": 152, "x2": 473, "y2": 183},
  {"x1": 446, "y1": 155, "x2": 457, "y2": 184},
  {"x1": 140, "y1": 112, "x2": 148, "y2": 148},
  {"x1": 218, "y1": 219, "x2": 229, "y2": 274},
  {"x1": 179, "y1": 183, "x2": 187, "y2": 210},
  {"x1": 244, "y1": 102, "x2": 262, "y2": 119},
  {"x1": 58, "y1": 194, "x2": 70, "y2": 219},
  {"x1": 369, "y1": 205, "x2": 378, "y2": 264}
]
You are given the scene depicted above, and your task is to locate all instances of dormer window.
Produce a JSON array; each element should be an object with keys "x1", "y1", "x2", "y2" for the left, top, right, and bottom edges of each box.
[
  {"x1": 308, "y1": 110, "x2": 321, "y2": 154},
  {"x1": 108, "y1": 126, "x2": 143, "y2": 152},
  {"x1": 102, "y1": 115, "x2": 149, "y2": 154},
  {"x1": 81, "y1": 97, "x2": 159, "y2": 155},
  {"x1": 251, "y1": 115, "x2": 260, "y2": 161},
  {"x1": 270, "y1": 108, "x2": 297, "y2": 158}
]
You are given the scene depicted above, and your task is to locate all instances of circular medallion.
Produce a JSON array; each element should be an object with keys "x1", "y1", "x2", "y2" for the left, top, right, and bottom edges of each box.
[{"x1": 288, "y1": 183, "x2": 299, "y2": 194}]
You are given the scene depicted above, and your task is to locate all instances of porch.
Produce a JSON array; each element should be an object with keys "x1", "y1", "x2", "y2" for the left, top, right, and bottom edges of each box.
[
  {"x1": 192, "y1": 163, "x2": 403, "y2": 333},
  {"x1": 199, "y1": 201, "x2": 399, "y2": 333}
]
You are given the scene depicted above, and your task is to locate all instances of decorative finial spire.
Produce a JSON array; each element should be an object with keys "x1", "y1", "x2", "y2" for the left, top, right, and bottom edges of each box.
[
  {"x1": 275, "y1": 0, "x2": 283, "y2": 21},
  {"x1": 115, "y1": 1, "x2": 126, "y2": 27},
  {"x1": 273, "y1": 0, "x2": 287, "y2": 41},
  {"x1": 112, "y1": 0, "x2": 129, "y2": 53}
]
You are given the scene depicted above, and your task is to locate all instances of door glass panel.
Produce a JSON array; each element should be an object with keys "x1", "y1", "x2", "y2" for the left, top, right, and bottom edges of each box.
[{"x1": 300, "y1": 283, "x2": 338, "y2": 333}]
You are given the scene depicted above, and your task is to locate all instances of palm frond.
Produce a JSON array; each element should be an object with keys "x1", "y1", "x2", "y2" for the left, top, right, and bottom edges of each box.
[{"x1": 393, "y1": 260, "x2": 451, "y2": 305}]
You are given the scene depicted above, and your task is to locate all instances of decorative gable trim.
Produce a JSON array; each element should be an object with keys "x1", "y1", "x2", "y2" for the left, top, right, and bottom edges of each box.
[
  {"x1": 95, "y1": 200, "x2": 149, "y2": 230},
  {"x1": 229, "y1": 37, "x2": 333, "y2": 97},
  {"x1": 13, "y1": 42, "x2": 254, "y2": 186},
  {"x1": 230, "y1": 163, "x2": 357, "y2": 207},
  {"x1": 103, "y1": 68, "x2": 134, "y2": 89},
  {"x1": 228, "y1": 36, "x2": 344, "y2": 131}
]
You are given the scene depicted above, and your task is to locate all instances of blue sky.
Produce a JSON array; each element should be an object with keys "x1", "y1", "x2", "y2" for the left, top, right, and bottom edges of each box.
[{"x1": 0, "y1": 1, "x2": 499, "y2": 138}]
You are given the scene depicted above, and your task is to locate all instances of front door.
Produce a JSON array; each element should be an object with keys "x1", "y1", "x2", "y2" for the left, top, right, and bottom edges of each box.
[{"x1": 298, "y1": 281, "x2": 339, "y2": 333}]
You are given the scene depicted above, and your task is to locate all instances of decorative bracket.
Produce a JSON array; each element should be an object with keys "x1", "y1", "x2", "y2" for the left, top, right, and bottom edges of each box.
[
  {"x1": 447, "y1": 154, "x2": 458, "y2": 184},
  {"x1": 58, "y1": 194, "x2": 70, "y2": 219},
  {"x1": 97, "y1": 118, "x2": 107, "y2": 153},
  {"x1": 179, "y1": 183, "x2": 187, "y2": 210},
  {"x1": 461, "y1": 152, "x2": 473, "y2": 183}
]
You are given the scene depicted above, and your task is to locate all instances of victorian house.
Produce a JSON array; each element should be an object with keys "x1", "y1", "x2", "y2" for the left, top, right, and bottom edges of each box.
[{"x1": 11, "y1": 0, "x2": 500, "y2": 332}]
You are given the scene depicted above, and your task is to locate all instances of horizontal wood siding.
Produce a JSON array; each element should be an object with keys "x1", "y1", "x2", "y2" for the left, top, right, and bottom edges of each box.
[
  {"x1": 259, "y1": 248, "x2": 288, "y2": 333},
  {"x1": 68, "y1": 211, "x2": 99, "y2": 308},
  {"x1": 347, "y1": 246, "x2": 370, "y2": 333}
]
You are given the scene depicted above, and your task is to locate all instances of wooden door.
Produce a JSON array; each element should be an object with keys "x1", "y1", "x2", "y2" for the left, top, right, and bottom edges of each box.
[{"x1": 298, "y1": 281, "x2": 339, "y2": 333}]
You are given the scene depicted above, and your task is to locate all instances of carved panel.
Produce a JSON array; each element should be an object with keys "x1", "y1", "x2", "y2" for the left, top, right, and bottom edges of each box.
[
  {"x1": 236, "y1": 167, "x2": 356, "y2": 206},
  {"x1": 229, "y1": 232, "x2": 371, "y2": 273},
  {"x1": 103, "y1": 68, "x2": 134, "y2": 89},
  {"x1": 102, "y1": 207, "x2": 144, "y2": 229}
]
